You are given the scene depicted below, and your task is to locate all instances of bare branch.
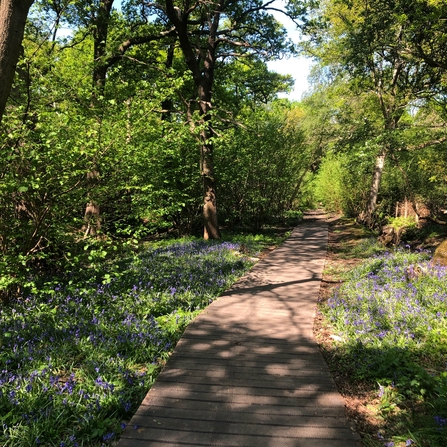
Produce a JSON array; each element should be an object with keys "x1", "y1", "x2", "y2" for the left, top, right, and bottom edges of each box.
[
  {"x1": 409, "y1": 135, "x2": 447, "y2": 151},
  {"x1": 216, "y1": 37, "x2": 250, "y2": 48}
]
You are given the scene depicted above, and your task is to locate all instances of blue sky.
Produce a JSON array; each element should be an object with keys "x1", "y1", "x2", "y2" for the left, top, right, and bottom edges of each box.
[
  {"x1": 267, "y1": 3, "x2": 313, "y2": 101},
  {"x1": 267, "y1": 53, "x2": 312, "y2": 101}
]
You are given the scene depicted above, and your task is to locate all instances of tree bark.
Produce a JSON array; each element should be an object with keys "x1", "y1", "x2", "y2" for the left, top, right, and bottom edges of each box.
[
  {"x1": 359, "y1": 151, "x2": 386, "y2": 227},
  {"x1": 165, "y1": 0, "x2": 222, "y2": 239},
  {"x1": 161, "y1": 43, "x2": 175, "y2": 122},
  {"x1": 82, "y1": 169, "x2": 101, "y2": 236},
  {"x1": 197, "y1": 75, "x2": 220, "y2": 239},
  {"x1": 92, "y1": 0, "x2": 114, "y2": 97},
  {"x1": 82, "y1": 0, "x2": 114, "y2": 237},
  {"x1": 201, "y1": 131, "x2": 220, "y2": 240},
  {"x1": 0, "y1": 0, "x2": 34, "y2": 123}
]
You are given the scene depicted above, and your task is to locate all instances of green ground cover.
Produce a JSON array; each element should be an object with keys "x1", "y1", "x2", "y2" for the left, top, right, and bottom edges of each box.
[
  {"x1": 0, "y1": 232, "x2": 286, "y2": 447},
  {"x1": 322, "y1": 236, "x2": 447, "y2": 447}
]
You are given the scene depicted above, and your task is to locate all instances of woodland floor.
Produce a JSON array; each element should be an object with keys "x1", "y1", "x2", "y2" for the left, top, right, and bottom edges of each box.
[
  {"x1": 315, "y1": 218, "x2": 383, "y2": 444},
  {"x1": 314, "y1": 216, "x2": 446, "y2": 445}
]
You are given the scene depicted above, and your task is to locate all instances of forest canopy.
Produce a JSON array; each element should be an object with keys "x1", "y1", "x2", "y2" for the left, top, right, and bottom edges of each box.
[{"x1": 1, "y1": 0, "x2": 447, "y2": 299}]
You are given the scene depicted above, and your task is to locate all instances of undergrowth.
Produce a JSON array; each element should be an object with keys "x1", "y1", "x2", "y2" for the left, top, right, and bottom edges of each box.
[
  {"x1": 323, "y1": 239, "x2": 447, "y2": 447},
  {"x1": 0, "y1": 232, "x2": 285, "y2": 446}
]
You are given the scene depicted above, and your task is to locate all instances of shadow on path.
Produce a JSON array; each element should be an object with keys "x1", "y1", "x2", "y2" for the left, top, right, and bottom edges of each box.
[{"x1": 117, "y1": 216, "x2": 362, "y2": 447}]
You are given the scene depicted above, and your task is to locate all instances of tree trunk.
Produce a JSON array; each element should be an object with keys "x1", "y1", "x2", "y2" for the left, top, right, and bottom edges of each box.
[
  {"x1": 92, "y1": 0, "x2": 114, "y2": 96},
  {"x1": 83, "y1": 170, "x2": 101, "y2": 236},
  {"x1": 164, "y1": 0, "x2": 222, "y2": 239},
  {"x1": 201, "y1": 137, "x2": 220, "y2": 240},
  {"x1": 83, "y1": 0, "x2": 113, "y2": 236},
  {"x1": 358, "y1": 151, "x2": 386, "y2": 227},
  {"x1": 161, "y1": 43, "x2": 175, "y2": 122},
  {"x1": 83, "y1": 201, "x2": 101, "y2": 236},
  {"x1": 198, "y1": 80, "x2": 220, "y2": 239},
  {"x1": 433, "y1": 239, "x2": 447, "y2": 266},
  {"x1": 0, "y1": 0, "x2": 34, "y2": 123}
]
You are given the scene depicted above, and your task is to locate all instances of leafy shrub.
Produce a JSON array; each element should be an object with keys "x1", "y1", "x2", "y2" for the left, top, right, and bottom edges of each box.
[
  {"x1": 387, "y1": 216, "x2": 418, "y2": 231},
  {"x1": 283, "y1": 209, "x2": 304, "y2": 220},
  {"x1": 313, "y1": 151, "x2": 369, "y2": 216}
]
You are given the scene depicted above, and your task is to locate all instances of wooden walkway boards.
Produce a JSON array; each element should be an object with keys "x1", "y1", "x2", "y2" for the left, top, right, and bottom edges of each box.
[{"x1": 117, "y1": 214, "x2": 361, "y2": 447}]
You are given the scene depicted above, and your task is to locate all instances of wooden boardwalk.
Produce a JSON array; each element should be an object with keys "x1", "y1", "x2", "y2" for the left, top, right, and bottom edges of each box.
[{"x1": 117, "y1": 214, "x2": 361, "y2": 446}]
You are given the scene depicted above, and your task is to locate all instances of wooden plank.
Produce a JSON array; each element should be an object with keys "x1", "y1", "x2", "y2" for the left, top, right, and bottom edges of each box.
[{"x1": 116, "y1": 222, "x2": 361, "y2": 447}]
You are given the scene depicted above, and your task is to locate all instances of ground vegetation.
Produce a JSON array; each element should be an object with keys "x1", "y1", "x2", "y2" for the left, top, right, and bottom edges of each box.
[{"x1": 317, "y1": 217, "x2": 447, "y2": 447}]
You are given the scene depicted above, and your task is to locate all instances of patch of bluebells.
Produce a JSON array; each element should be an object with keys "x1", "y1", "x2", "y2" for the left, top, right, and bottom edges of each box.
[
  {"x1": 326, "y1": 248, "x2": 447, "y2": 445},
  {"x1": 378, "y1": 429, "x2": 415, "y2": 445},
  {"x1": 0, "y1": 240, "x2": 253, "y2": 446},
  {"x1": 117, "y1": 240, "x2": 246, "y2": 301},
  {"x1": 434, "y1": 415, "x2": 447, "y2": 429},
  {"x1": 326, "y1": 249, "x2": 447, "y2": 349}
]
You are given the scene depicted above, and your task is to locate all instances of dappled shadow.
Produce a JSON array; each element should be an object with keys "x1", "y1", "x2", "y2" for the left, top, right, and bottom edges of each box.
[
  {"x1": 117, "y1": 221, "x2": 362, "y2": 447},
  {"x1": 320, "y1": 340, "x2": 447, "y2": 447},
  {"x1": 326, "y1": 218, "x2": 380, "y2": 261}
]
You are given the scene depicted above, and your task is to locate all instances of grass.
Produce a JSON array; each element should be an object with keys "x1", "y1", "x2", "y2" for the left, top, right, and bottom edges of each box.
[
  {"x1": 0, "y1": 232, "x2": 287, "y2": 447},
  {"x1": 320, "y1": 221, "x2": 447, "y2": 447}
]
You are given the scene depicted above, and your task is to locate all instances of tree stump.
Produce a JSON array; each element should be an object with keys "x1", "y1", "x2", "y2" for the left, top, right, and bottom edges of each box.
[
  {"x1": 378, "y1": 225, "x2": 402, "y2": 246},
  {"x1": 432, "y1": 239, "x2": 447, "y2": 266}
]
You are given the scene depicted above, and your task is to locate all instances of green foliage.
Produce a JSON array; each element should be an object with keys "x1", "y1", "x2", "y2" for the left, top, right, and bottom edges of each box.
[
  {"x1": 388, "y1": 216, "x2": 418, "y2": 231},
  {"x1": 1, "y1": 0, "x2": 308, "y2": 298},
  {"x1": 300, "y1": 0, "x2": 447, "y2": 226},
  {"x1": 313, "y1": 151, "x2": 369, "y2": 216},
  {"x1": 412, "y1": 141, "x2": 447, "y2": 216},
  {"x1": 313, "y1": 152, "x2": 345, "y2": 213},
  {"x1": 0, "y1": 16, "x2": 202, "y2": 298},
  {"x1": 283, "y1": 209, "x2": 304, "y2": 220},
  {"x1": 323, "y1": 247, "x2": 447, "y2": 445},
  {"x1": 0, "y1": 234, "x2": 278, "y2": 446},
  {"x1": 216, "y1": 102, "x2": 312, "y2": 229},
  {"x1": 344, "y1": 236, "x2": 386, "y2": 260}
]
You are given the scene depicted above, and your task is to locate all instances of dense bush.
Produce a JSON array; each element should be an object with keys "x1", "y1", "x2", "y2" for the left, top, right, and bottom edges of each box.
[{"x1": 216, "y1": 104, "x2": 311, "y2": 229}]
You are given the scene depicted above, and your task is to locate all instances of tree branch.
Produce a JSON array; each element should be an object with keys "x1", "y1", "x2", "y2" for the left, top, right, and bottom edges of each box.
[
  {"x1": 104, "y1": 27, "x2": 177, "y2": 67},
  {"x1": 414, "y1": 43, "x2": 447, "y2": 71},
  {"x1": 409, "y1": 135, "x2": 447, "y2": 151}
]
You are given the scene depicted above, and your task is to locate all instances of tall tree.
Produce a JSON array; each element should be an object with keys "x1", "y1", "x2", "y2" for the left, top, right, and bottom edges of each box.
[
  {"x1": 0, "y1": 0, "x2": 35, "y2": 123},
  {"x1": 85, "y1": 0, "x2": 114, "y2": 236},
  {"x1": 298, "y1": 0, "x2": 440, "y2": 227},
  {"x1": 133, "y1": 0, "x2": 295, "y2": 238}
]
